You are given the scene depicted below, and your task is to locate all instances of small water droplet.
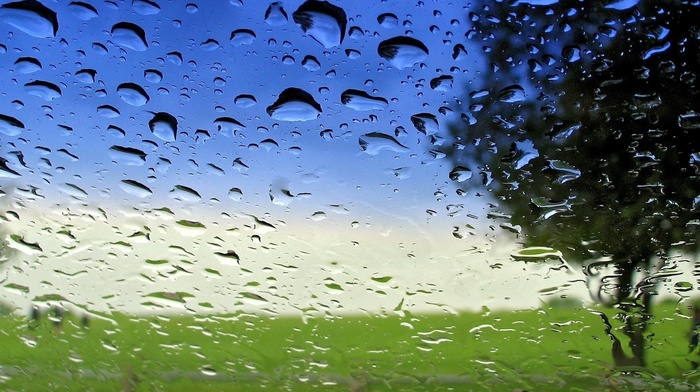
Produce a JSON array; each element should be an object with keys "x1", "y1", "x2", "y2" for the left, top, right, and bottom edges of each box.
[
  {"x1": 377, "y1": 13, "x2": 398, "y2": 28},
  {"x1": 410, "y1": 113, "x2": 439, "y2": 135},
  {"x1": 68, "y1": 1, "x2": 98, "y2": 20},
  {"x1": 497, "y1": 85, "x2": 526, "y2": 103},
  {"x1": 0, "y1": 114, "x2": 25, "y2": 136},
  {"x1": 24, "y1": 80, "x2": 61, "y2": 100},
  {"x1": 132, "y1": 0, "x2": 160, "y2": 15},
  {"x1": 14, "y1": 56, "x2": 42, "y2": 74}
]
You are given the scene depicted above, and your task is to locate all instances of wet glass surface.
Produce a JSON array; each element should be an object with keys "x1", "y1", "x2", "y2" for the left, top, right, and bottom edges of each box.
[{"x1": 1, "y1": 0, "x2": 700, "y2": 390}]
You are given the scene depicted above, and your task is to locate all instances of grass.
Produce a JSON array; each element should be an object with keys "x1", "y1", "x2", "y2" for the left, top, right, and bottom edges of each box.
[{"x1": 1, "y1": 300, "x2": 699, "y2": 391}]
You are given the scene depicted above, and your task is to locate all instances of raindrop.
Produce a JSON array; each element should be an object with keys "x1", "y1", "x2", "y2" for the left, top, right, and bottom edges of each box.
[
  {"x1": 497, "y1": 85, "x2": 526, "y2": 103},
  {"x1": 230, "y1": 29, "x2": 256, "y2": 46},
  {"x1": 0, "y1": 0, "x2": 58, "y2": 38},
  {"x1": 111, "y1": 22, "x2": 148, "y2": 51},
  {"x1": 200, "y1": 39, "x2": 220, "y2": 51},
  {"x1": 605, "y1": 0, "x2": 640, "y2": 10},
  {"x1": 0, "y1": 114, "x2": 25, "y2": 136},
  {"x1": 214, "y1": 116, "x2": 246, "y2": 136},
  {"x1": 166, "y1": 51, "x2": 183, "y2": 65},
  {"x1": 679, "y1": 111, "x2": 700, "y2": 130},
  {"x1": 348, "y1": 26, "x2": 363, "y2": 39},
  {"x1": 170, "y1": 185, "x2": 201, "y2": 202},
  {"x1": 265, "y1": 2, "x2": 288, "y2": 26},
  {"x1": 302, "y1": 55, "x2": 320, "y2": 71},
  {"x1": 0, "y1": 157, "x2": 21, "y2": 178},
  {"x1": 340, "y1": 89, "x2": 388, "y2": 111},
  {"x1": 562, "y1": 45, "x2": 581, "y2": 63},
  {"x1": 410, "y1": 113, "x2": 439, "y2": 135},
  {"x1": 75, "y1": 69, "x2": 96, "y2": 83},
  {"x1": 228, "y1": 187, "x2": 243, "y2": 201},
  {"x1": 97, "y1": 105, "x2": 120, "y2": 118},
  {"x1": 24, "y1": 80, "x2": 61, "y2": 100},
  {"x1": 120, "y1": 179, "x2": 152, "y2": 198},
  {"x1": 149, "y1": 112, "x2": 177, "y2": 141},
  {"x1": 292, "y1": 0, "x2": 347, "y2": 48},
  {"x1": 377, "y1": 13, "x2": 398, "y2": 28},
  {"x1": 502, "y1": 140, "x2": 539, "y2": 169},
  {"x1": 430, "y1": 75, "x2": 453, "y2": 92},
  {"x1": 144, "y1": 69, "x2": 162, "y2": 83},
  {"x1": 377, "y1": 36, "x2": 429, "y2": 70},
  {"x1": 266, "y1": 87, "x2": 322, "y2": 121},
  {"x1": 117, "y1": 82, "x2": 150, "y2": 106},
  {"x1": 345, "y1": 49, "x2": 361, "y2": 59},
  {"x1": 358, "y1": 132, "x2": 409, "y2": 155},
  {"x1": 185, "y1": 3, "x2": 198, "y2": 13},
  {"x1": 14, "y1": 56, "x2": 42, "y2": 74},
  {"x1": 449, "y1": 166, "x2": 472, "y2": 182},
  {"x1": 234, "y1": 94, "x2": 257, "y2": 108},
  {"x1": 132, "y1": 0, "x2": 160, "y2": 15},
  {"x1": 68, "y1": 1, "x2": 98, "y2": 20},
  {"x1": 108, "y1": 145, "x2": 146, "y2": 166}
]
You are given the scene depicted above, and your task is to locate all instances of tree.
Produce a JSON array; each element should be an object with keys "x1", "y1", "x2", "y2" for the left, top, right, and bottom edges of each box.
[{"x1": 446, "y1": 0, "x2": 700, "y2": 366}]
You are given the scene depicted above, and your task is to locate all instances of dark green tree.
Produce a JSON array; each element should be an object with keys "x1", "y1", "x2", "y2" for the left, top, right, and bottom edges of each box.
[{"x1": 446, "y1": 0, "x2": 700, "y2": 366}]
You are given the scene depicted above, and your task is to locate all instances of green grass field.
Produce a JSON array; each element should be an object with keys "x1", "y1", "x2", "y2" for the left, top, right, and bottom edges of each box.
[{"x1": 1, "y1": 300, "x2": 698, "y2": 391}]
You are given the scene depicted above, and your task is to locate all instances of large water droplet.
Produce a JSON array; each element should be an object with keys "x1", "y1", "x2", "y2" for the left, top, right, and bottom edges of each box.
[
  {"x1": 14, "y1": 56, "x2": 41, "y2": 74},
  {"x1": 111, "y1": 22, "x2": 148, "y2": 51},
  {"x1": 108, "y1": 145, "x2": 146, "y2": 166},
  {"x1": 358, "y1": 132, "x2": 409, "y2": 155},
  {"x1": 132, "y1": 0, "x2": 160, "y2": 15},
  {"x1": 266, "y1": 87, "x2": 322, "y2": 121},
  {"x1": 144, "y1": 69, "x2": 162, "y2": 83},
  {"x1": 292, "y1": 0, "x2": 347, "y2": 48},
  {"x1": 497, "y1": 85, "x2": 526, "y2": 103},
  {"x1": 377, "y1": 13, "x2": 398, "y2": 28},
  {"x1": 230, "y1": 29, "x2": 256, "y2": 46},
  {"x1": 214, "y1": 116, "x2": 246, "y2": 136},
  {"x1": 149, "y1": 112, "x2": 177, "y2": 141},
  {"x1": 0, "y1": 0, "x2": 58, "y2": 38},
  {"x1": 377, "y1": 36, "x2": 429, "y2": 70},
  {"x1": 341, "y1": 89, "x2": 388, "y2": 111},
  {"x1": 24, "y1": 80, "x2": 61, "y2": 100},
  {"x1": 410, "y1": 113, "x2": 439, "y2": 135},
  {"x1": 75, "y1": 69, "x2": 96, "y2": 83},
  {"x1": 0, "y1": 157, "x2": 21, "y2": 178},
  {"x1": 234, "y1": 94, "x2": 257, "y2": 108},
  {"x1": 449, "y1": 166, "x2": 473, "y2": 182},
  {"x1": 170, "y1": 185, "x2": 201, "y2": 202},
  {"x1": 265, "y1": 2, "x2": 287, "y2": 26},
  {"x1": 120, "y1": 179, "x2": 152, "y2": 198},
  {"x1": 0, "y1": 114, "x2": 25, "y2": 136},
  {"x1": 117, "y1": 82, "x2": 150, "y2": 106},
  {"x1": 68, "y1": 1, "x2": 98, "y2": 20}
]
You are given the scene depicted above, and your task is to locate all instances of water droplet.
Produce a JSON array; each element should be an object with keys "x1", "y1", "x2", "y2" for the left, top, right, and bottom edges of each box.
[
  {"x1": 200, "y1": 38, "x2": 220, "y2": 51},
  {"x1": 24, "y1": 80, "x2": 61, "y2": 100},
  {"x1": 0, "y1": 0, "x2": 58, "y2": 38},
  {"x1": 111, "y1": 22, "x2": 148, "y2": 51},
  {"x1": 97, "y1": 105, "x2": 120, "y2": 118},
  {"x1": 430, "y1": 75, "x2": 453, "y2": 92},
  {"x1": 228, "y1": 187, "x2": 243, "y2": 201},
  {"x1": 185, "y1": 3, "x2": 198, "y2": 13},
  {"x1": 166, "y1": 51, "x2": 183, "y2": 65},
  {"x1": 234, "y1": 94, "x2": 257, "y2": 108},
  {"x1": 120, "y1": 179, "x2": 152, "y2": 198},
  {"x1": 14, "y1": 56, "x2": 42, "y2": 74},
  {"x1": 292, "y1": 0, "x2": 347, "y2": 48},
  {"x1": 214, "y1": 116, "x2": 246, "y2": 136},
  {"x1": 377, "y1": 36, "x2": 429, "y2": 70},
  {"x1": 497, "y1": 84, "x2": 526, "y2": 103},
  {"x1": 511, "y1": 246, "x2": 563, "y2": 262},
  {"x1": 679, "y1": 111, "x2": 700, "y2": 130},
  {"x1": 0, "y1": 157, "x2": 21, "y2": 178},
  {"x1": 605, "y1": 0, "x2": 640, "y2": 10},
  {"x1": 68, "y1": 1, "x2": 98, "y2": 20},
  {"x1": 345, "y1": 48, "x2": 361, "y2": 59},
  {"x1": 449, "y1": 166, "x2": 472, "y2": 182},
  {"x1": 144, "y1": 69, "x2": 162, "y2": 83},
  {"x1": 410, "y1": 113, "x2": 439, "y2": 135},
  {"x1": 0, "y1": 114, "x2": 25, "y2": 136},
  {"x1": 358, "y1": 132, "x2": 409, "y2": 155},
  {"x1": 562, "y1": 45, "x2": 581, "y2": 63},
  {"x1": 266, "y1": 87, "x2": 322, "y2": 121},
  {"x1": 265, "y1": 2, "x2": 288, "y2": 26},
  {"x1": 230, "y1": 29, "x2": 256, "y2": 46},
  {"x1": 108, "y1": 145, "x2": 146, "y2": 166},
  {"x1": 117, "y1": 82, "x2": 150, "y2": 106},
  {"x1": 132, "y1": 0, "x2": 160, "y2": 15},
  {"x1": 302, "y1": 55, "x2": 320, "y2": 71},
  {"x1": 341, "y1": 89, "x2": 388, "y2": 111},
  {"x1": 377, "y1": 13, "x2": 398, "y2": 28},
  {"x1": 502, "y1": 140, "x2": 539, "y2": 170},
  {"x1": 169, "y1": 185, "x2": 201, "y2": 202},
  {"x1": 149, "y1": 112, "x2": 177, "y2": 141},
  {"x1": 75, "y1": 69, "x2": 97, "y2": 83}
]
